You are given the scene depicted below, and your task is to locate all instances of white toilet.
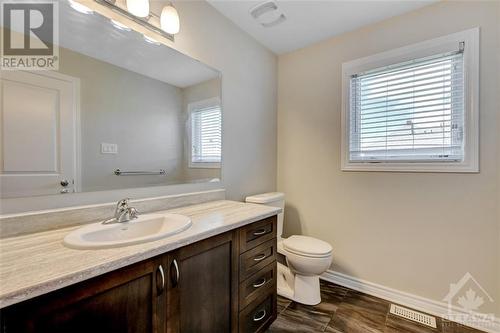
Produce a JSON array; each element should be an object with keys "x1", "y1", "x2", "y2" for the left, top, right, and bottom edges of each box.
[{"x1": 245, "y1": 192, "x2": 332, "y2": 306}]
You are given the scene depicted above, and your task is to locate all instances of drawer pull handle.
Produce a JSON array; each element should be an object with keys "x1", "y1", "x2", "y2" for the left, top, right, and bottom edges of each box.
[
  {"x1": 252, "y1": 278, "x2": 266, "y2": 288},
  {"x1": 253, "y1": 228, "x2": 267, "y2": 236},
  {"x1": 253, "y1": 309, "x2": 267, "y2": 322},
  {"x1": 253, "y1": 253, "x2": 267, "y2": 262}
]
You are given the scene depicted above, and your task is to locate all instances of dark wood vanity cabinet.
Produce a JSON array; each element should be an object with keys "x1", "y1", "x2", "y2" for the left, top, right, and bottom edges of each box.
[
  {"x1": 1, "y1": 255, "x2": 168, "y2": 333},
  {"x1": 166, "y1": 231, "x2": 240, "y2": 333},
  {"x1": 0, "y1": 216, "x2": 277, "y2": 333}
]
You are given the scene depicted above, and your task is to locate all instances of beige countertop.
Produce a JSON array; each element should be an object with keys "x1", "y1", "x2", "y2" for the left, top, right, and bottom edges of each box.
[{"x1": 0, "y1": 200, "x2": 280, "y2": 309}]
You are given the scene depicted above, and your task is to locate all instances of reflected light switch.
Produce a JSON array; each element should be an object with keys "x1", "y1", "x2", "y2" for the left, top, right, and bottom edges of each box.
[{"x1": 101, "y1": 143, "x2": 118, "y2": 154}]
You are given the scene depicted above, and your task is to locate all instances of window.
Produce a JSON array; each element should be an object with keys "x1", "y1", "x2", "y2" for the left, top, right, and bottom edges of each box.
[
  {"x1": 189, "y1": 98, "x2": 222, "y2": 168},
  {"x1": 341, "y1": 29, "x2": 479, "y2": 172}
]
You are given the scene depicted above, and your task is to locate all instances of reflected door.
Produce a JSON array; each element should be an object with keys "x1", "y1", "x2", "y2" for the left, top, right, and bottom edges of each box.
[{"x1": 0, "y1": 71, "x2": 78, "y2": 198}]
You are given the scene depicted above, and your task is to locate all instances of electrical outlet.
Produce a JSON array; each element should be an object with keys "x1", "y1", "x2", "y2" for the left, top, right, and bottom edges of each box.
[{"x1": 101, "y1": 143, "x2": 118, "y2": 154}]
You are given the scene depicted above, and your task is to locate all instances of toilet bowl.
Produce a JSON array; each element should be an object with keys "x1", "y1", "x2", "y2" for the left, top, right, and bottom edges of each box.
[{"x1": 245, "y1": 193, "x2": 333, "y2": 306}]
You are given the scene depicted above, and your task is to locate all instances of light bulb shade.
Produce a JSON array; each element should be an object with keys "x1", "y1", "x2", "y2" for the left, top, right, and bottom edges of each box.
[
  {"x1": 160, "y1": 5, "x2": 180, "y2": 34},
  {"x1": 126, "y1": 0, "x2": 149, "y2": 18}
]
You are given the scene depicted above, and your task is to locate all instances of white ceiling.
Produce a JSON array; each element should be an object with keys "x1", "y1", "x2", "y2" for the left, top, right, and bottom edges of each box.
[
  {"x1": 58, "y1": 1, "x2": 219, "y2": 88},
  {"x1": 208, "y1": 0, "x2": 437, "y2": 54}
]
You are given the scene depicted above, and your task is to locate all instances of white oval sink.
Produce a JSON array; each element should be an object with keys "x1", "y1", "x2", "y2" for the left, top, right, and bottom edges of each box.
[{"x1": 63, "y1": 213, "x2": 192, "y2": 249}]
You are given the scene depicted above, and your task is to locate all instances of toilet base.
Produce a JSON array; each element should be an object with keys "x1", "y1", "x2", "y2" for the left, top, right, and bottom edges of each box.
[
  {"x1": 294, "y1": 274, "x2": 321, "y2": 305},
  {"x1": 277, "y1": 263, "x2": 322, "y2": 306}
]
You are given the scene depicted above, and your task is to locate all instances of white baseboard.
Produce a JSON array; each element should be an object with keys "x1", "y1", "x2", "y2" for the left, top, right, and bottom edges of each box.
[{"x1": 321, "y1": 270, "x2": 500, "y2": 333}]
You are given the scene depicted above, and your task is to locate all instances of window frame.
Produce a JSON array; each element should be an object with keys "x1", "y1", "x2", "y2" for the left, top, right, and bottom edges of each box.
[
  {"x1": 188, "y1": 97, "x2": 222, "y2": 169},
  {"x1": 341, "y1": 28, "x2": 479, "y2": 173}
]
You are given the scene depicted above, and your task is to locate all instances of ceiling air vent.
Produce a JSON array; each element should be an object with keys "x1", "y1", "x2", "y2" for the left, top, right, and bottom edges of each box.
[
  {"x1": 389, "y1": 304, "x2": 437, "y2": 328},
  {"x1": 249, "y1": 1, "x2": 286, "y2": 28}
]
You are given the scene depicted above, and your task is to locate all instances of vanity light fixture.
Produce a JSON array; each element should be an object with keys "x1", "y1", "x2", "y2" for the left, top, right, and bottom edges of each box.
[
  {"x1": 110, "y1": 19, "x2": 132, "y2": 31},
  {"x1": 95, "y1": 0, "x2": 178, "y2": 42},
  {"x1": 126, "y1": 0, "x2": 149, "y2": 18},
  {"x1": 160, "y1": 4, "x2": 180, "y2": 35},
  {"x1": 143, "y1": 34, "x2": 161, "y2": 45},
  {"x1": 68, "y1": 0, "x2": 94, "y2": 14}
]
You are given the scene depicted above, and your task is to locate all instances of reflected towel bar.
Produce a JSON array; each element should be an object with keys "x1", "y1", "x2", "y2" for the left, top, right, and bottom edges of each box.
[{"x1": 114, "y1": 169, "x2": 166, "y2": 176}]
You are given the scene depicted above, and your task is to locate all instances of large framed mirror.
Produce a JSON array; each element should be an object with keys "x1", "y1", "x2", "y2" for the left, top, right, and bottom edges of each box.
[{"x1": 0, "y1": 1, "x2": 222, "y2": 199}]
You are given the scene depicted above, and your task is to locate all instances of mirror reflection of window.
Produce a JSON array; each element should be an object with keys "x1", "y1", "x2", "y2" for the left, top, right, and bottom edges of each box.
[{"x1": 189, "y1": 98, "x2": 222, "y2": 169}]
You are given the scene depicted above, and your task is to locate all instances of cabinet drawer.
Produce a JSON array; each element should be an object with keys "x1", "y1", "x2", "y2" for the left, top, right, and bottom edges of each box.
[
  {"x1": 239, "y1": 217, "x2": 276, "y2": 254},
  {"x1": 238, "y1": 290, "x2": 276, "y2": 333},
  {"x1": 240, "y1": 238, "x2": 277, "y2": 282},
  {"x1": 239, "y1": 262, "x2": 276, "y2": 310}
]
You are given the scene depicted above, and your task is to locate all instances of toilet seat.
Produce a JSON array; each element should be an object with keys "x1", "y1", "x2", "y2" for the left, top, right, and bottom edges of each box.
[{"x1": 282, "y1": 235, "x2": 332, "y2": 258}]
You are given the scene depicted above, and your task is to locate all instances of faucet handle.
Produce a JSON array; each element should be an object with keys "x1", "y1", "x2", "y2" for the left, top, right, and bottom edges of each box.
[
  {"x1": 116, "y1": 198, "x2": 130, "y2": 208},
  {"x1": 115, "y1": 198, "x2": 130, "y2": 217}
]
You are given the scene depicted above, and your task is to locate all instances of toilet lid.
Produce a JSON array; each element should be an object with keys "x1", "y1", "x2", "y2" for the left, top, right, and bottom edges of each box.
[{"x1": 283, "y1": 235, "x2": 332, "y2": 257}]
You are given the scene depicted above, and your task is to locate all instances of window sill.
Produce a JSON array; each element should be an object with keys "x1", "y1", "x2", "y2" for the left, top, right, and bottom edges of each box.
[
  {"x1": 189, "y1": 162, "x2": 221, "y2": 169},
  {"x1": 341, "y1": 161, "x2": 479, "y2": 173}
]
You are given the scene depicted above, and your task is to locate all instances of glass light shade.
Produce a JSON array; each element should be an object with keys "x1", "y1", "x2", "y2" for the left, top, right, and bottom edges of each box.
[
  {"x1": 160, "y1": 5, "x2": 180, "y2": 34},
  {"x1": 126, "y1": 0, "x2": 149, "y2": 18}
]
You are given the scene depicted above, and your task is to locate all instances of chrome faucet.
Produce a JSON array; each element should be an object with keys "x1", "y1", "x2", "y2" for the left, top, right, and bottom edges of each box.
[{"x1": 114, "y1": 198, "x2": 139, "y2": 223}]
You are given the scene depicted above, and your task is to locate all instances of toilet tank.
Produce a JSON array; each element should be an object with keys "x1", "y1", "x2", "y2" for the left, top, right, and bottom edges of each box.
[{"x1": 245, "y1": 192, "x2": 285, "y2": 239}]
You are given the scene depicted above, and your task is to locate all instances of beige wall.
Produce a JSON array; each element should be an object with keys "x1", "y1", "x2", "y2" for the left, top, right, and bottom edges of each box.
[{"x1": 277, "y1": 1, "x2": 499, "y2": 316}]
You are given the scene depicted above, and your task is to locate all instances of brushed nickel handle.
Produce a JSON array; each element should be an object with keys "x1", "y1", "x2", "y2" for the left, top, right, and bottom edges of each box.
[
  {"x1": 252, "y1": 278, "x2": 266, "y2": 288},
  {"x1": 171, "y1": 259, "x2": 180, "y2": 287},
  {"x1": 156, "y1": 264, "x2": 165, "y2": 295},
  {"x1": 253, "y1": 253, "x2": 267, "y2": 262},
  {"x1": 253, "y1": 309, "x2": 266, "y2": 322},
  {"x1": 253, "y1": 228, "x2": 267, "y2": 236}
]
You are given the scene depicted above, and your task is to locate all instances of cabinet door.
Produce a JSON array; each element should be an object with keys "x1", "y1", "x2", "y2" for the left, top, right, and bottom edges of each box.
[
  {"x1": 2, "y1": 255, "x2": 167, "y2": 333},
  {"x1": 167, "y1": 231, "x2": 239, "y2": 333}
]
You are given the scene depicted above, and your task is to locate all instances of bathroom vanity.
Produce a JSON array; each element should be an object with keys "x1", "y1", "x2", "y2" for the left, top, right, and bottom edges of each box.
[{"x1": 0, "y1": 201, "x2": 279, "y2": 333}]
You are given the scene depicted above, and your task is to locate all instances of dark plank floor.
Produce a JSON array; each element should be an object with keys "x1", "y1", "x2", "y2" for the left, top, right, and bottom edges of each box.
[{"x1": 267, "y1": 280, "x2": 485, "y2": 333}]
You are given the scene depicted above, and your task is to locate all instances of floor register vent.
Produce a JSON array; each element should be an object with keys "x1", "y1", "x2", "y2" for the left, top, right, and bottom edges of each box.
[{"x1": 389, "y1": 304, "x2": 437, "y2": 328}]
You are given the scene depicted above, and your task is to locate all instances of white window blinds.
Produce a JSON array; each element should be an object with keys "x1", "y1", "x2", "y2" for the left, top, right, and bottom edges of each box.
[
  {"x1": 349, "y1": 49, "x2": 465, "y2": 163},
  {"x1": 191, "y1": 105, "x2": 222, "y2": 164}
]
